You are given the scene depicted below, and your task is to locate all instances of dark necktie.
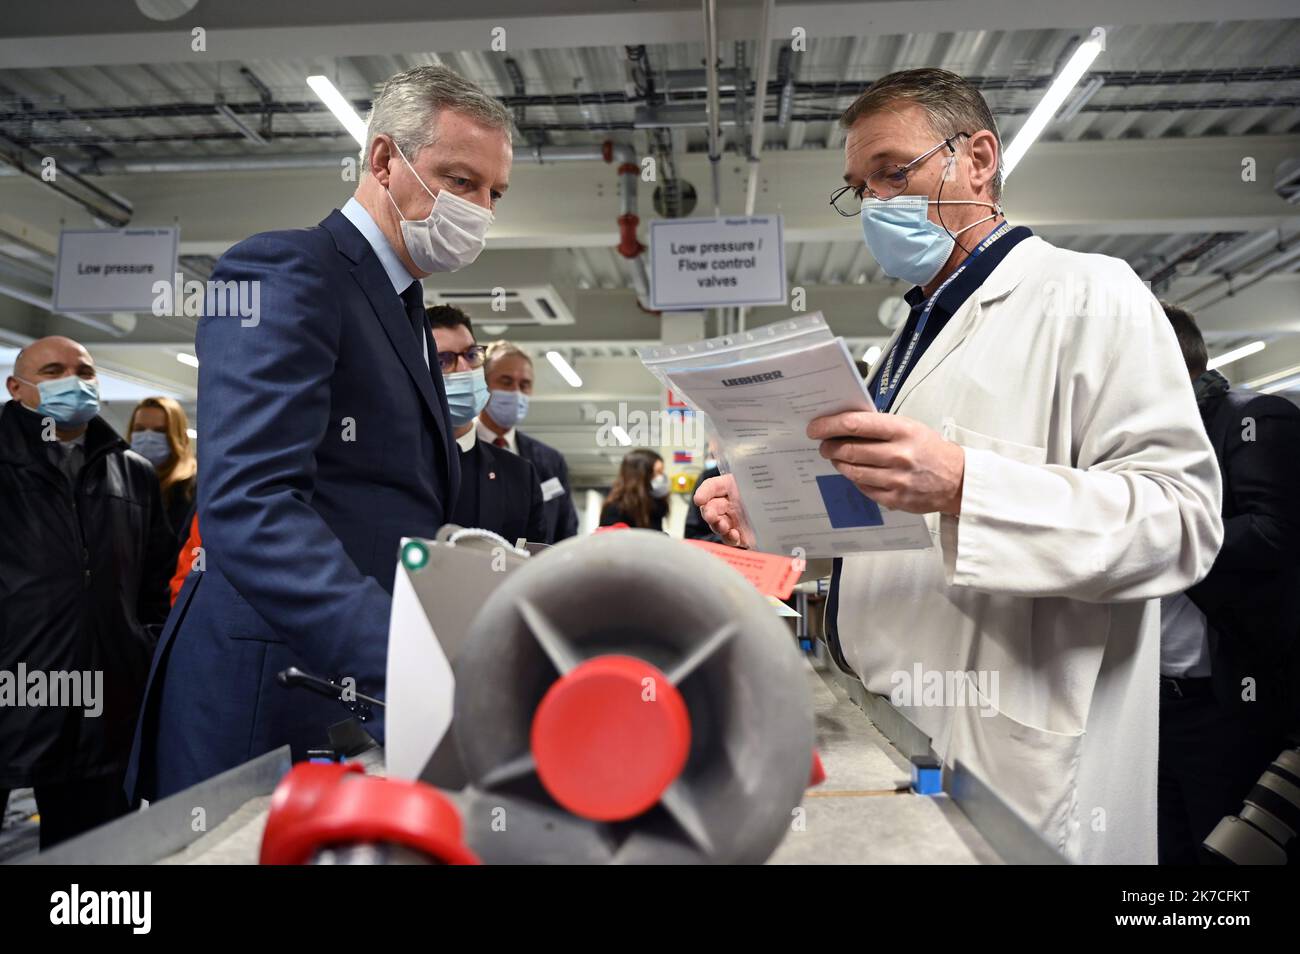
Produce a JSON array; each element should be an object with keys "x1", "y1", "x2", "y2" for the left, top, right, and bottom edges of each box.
[
  {"x1": 400, "y1": 281, "x2": 427, "y2": 351},
  {"x1": 493, "y1": 436, "x2": 507, "y2": 448}
]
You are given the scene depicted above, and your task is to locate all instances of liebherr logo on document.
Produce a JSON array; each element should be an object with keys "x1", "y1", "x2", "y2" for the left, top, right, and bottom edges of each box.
[
  {"x1": 720, "y1": 370, "x2": 784, "y2": 387},
  {"x1": 50, "y1": 884, "x2": 151, "y2": 934}
]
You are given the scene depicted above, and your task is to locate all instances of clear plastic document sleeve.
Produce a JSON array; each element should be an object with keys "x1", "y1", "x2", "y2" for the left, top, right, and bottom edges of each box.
[{"x1": 638, "y1": 313, "x2": 932, "y2": 558}]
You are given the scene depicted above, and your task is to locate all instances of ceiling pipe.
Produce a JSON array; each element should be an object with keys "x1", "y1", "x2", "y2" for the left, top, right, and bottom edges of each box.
[
  {"x1": 738, "y1": 0, "x2": 776, "y2": 334},
  {"x1": 744, "y1": 0, "x2": 775, "y2": 217},
  {"x1": 1188, "y1": 243, "x2": 1300, "y2": 312},
  {"x1": 0, "y1": 132, "x2": 133, "y2": 226},
  {"x1": 702, "y1": 0, "x2": 723, "y2": 217},
  {"x1": 0, "y1": 144, "x2": 639, "y2": 178},
  {"x1": 1179, "y1": 230, "x2": 1300, "y2": 308}
]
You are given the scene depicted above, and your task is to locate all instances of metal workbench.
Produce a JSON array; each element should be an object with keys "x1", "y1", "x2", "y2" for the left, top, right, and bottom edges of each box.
[{"x1": 29, "y1": 660, "x2": 1061, "y2": 865}]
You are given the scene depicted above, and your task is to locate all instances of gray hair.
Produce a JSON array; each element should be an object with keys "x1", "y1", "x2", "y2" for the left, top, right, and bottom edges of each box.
[
  {"x1": 840, "y1": 68, "x2": 1003, "y2": 200},
  {"x1": 485, "y1": 339, "x2": 532, "y2": 371},
  {"x1": 361, "y1": 65, "x2": 513, "y2": 171}
]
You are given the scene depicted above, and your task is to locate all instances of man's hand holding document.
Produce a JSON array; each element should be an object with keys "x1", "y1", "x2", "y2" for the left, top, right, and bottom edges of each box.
[{"x1": 638, "y1": 314, "x2": 936, "y2": 558}]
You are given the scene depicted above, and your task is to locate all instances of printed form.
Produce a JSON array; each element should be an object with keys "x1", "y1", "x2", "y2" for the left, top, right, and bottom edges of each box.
[{"x1": 640, "y1": 314, "x2": 932, "y2": 558}]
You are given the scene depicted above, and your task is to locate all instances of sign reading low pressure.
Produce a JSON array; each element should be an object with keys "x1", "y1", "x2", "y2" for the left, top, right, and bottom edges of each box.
[
  {"x1": 53, "y1": 227, "x2": 179, "y2": 314},
  {"x1": 649, "y1": 215, "x2": 785, "y2": 311}
]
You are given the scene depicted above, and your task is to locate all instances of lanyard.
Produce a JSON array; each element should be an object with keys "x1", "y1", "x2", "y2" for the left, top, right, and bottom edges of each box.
[{"x1": 875, "y1": 221, "x2": 1012, "y2": 412}]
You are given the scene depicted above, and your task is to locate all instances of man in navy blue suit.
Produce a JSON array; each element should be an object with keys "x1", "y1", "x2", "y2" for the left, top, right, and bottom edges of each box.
[
  {"x1": 126, "y1": 66, "x2": 514, "y2": 801},
  {"x1": 476, "y1": 341, "x2": 581, "y2": 543}
]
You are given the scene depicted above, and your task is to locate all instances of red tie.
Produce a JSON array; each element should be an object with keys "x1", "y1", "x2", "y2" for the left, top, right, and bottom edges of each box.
[{"x1": 493, "y1": 436, "x2": 507, "y2": 448}]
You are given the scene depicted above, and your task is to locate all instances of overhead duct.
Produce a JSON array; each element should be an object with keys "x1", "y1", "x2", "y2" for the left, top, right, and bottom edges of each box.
[{"x1": 0, "y1": 132, "x2": 133, "y2": 226}]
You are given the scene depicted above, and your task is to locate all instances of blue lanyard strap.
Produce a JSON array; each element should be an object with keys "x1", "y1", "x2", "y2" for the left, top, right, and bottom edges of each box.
[{"x1": 875, "y1": 221, "x2": 1012, "y2": 412}]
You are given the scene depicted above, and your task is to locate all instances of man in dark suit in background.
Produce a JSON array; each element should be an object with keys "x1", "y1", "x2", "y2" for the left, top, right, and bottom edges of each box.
[
  {"x1": 428, "y1": 305, "x2": 546, "y2": 545},
  {"x1": 126, "y1": 65, "x2": 513, "y2": 801},
  {"x1": 1157, "y1": 301, "x2": 1300, "y2": 863},
  {"x1": 477, "y1": 340, "x2": 580, "y2": 542}
]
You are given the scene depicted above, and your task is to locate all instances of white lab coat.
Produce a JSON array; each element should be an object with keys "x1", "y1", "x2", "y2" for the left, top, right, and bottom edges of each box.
[{"x1": 836, "y1": 235, "x2": 1223, "y2": 863}]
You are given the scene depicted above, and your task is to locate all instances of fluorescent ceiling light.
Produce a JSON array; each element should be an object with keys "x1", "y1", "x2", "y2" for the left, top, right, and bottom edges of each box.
[
  {"x1": 546, "y1": 350, "x2": 583, "y2": 388},
  {"x1": 610, "y1": 425, "x2": 632, "y2": 447},
  {"x1": 1243, "y1": 362, "x2": 1300, "y2": 390},
  {"x1": 1002, "y1": 27, "x2": 1105, "y2": 178},
  {"x1": 1260, "y1": 374, "x2": 1300, "y2": 395},
  {"x1": 307, "y1": 74, "x2": 367, "y2": 146},
  {"x1": 862, "y1": 345, "x2": 882, "y2": 365},
  {"x1": 1207, "y1": 340, "x2": 1265, "y2": 371},
  {"x1": 177, "y1": 352, "x2": 199, "y2": 368}
]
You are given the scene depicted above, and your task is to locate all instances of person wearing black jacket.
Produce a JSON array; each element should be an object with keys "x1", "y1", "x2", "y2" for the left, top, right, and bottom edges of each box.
[
  {"x1": 429, "y1": 307, "x2": 547, "y2": 545},
  {"x1": 1158, "y1": 303, "x2": 1300, "y2": 864},
  {"x1": 0, "y1": 336, "x2": 173, "y2": 848}
]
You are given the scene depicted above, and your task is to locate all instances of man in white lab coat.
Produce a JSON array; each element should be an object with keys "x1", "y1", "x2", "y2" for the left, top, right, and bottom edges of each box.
[{"x1": 696, "y1": 68, "x2": 1223, "y2": 863}]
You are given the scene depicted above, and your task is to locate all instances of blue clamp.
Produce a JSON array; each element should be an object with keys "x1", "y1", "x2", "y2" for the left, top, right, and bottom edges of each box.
[{"x1": 910, "y1": 755, "x2": 943, "y2": 795}]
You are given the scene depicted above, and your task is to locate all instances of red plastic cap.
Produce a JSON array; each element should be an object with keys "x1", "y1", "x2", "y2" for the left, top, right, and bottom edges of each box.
[
  {"x1": 261, "y1": 764, "x2": 479, "y2": 865},
  {"x1": 531, "y1": 654, "x2": 691, "y2": 822},
  {"x1": 260, "y1": 761, "x2": 362, "y2": 864},
  {"x1": 808, "y1": 750, "x2": 826, "y2": 787}
]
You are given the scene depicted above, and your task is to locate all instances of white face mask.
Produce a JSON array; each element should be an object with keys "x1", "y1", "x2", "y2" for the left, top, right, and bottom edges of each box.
[{"x1": 384, "y1": 142, "x2": 494, "y2": 274}]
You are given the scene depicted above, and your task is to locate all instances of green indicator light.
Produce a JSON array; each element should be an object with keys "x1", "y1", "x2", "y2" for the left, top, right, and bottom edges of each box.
[{"x1": 402, "y1": 541, "x2": 429, "y2": 571}]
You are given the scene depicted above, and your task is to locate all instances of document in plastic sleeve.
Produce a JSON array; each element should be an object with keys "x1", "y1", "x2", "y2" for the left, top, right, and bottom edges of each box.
[{"x1": 639, "y1": 314, "x2": 932, "y2": 558}]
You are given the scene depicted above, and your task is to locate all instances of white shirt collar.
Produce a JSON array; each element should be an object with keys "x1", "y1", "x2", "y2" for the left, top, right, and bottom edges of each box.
[
  {"x1": 342, "y1": 196, "x2": 431, "y2": 367},
  {"x1": 341, "y1": 196, "x2": 416, "y2": 298},
  {"x1": 456, "y1": 422, "x2": 478, "y2": 453},
  {"x1": 476, "y1": 418, "x2": 516, "y2": 453}
]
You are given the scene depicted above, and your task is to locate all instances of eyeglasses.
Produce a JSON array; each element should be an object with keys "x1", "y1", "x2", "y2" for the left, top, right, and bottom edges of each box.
[
  {"x1": 829, "y1": 132, "x2": 971, "y2": 216},
  {"x1": 436, "y1": 345, "x2": 487, "y2": 374}
]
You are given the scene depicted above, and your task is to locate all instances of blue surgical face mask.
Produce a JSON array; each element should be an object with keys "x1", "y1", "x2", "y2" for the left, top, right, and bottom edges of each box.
[
  {"x1": 443, "y1": 368, "x2": 490, "y2": 428},
  {"x1": 17, "y1": 374, "x2": 100, "y2": 427},
  {"x1": 486, "y1": 388, "x2": 529, "y2": 429},
  {"x1": 131, "y1": 429, "x2": 173, "y2": 468},
  {"x1": 860, "y1": 195, "x2": 1000, "y2": 287}
]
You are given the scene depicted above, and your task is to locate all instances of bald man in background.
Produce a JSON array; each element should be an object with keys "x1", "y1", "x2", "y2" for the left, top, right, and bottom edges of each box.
[{"x1": 0, "y1": 336, "x2": 172, "y2": 848}]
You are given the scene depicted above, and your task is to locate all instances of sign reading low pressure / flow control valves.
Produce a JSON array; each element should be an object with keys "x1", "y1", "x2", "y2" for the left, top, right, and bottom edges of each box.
[{"x1": 649, "y1": 216, "x2": 786, "y2": 311}]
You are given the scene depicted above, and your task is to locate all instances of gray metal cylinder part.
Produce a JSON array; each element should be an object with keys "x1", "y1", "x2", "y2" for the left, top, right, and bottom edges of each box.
[{"x1": 453, "y1": 529, "x2": 814, "y2": 864}]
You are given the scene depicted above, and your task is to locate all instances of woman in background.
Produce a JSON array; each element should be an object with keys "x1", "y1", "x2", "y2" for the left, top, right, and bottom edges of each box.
[
  {"x1": 600, "y1": 448, "x2": 669, "y2": 531},
  {"x1": 127, "y1": 396, "x2": 197, "y2": 552}
]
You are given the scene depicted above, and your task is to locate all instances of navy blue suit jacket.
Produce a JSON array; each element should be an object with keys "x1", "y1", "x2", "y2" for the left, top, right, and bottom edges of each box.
[
  {"x1": 515, "y1": 430, "x2": 578, "y2": 543},
  {"x1": 451, "y1": 439, "x2": 547, "y2": 545},
  {"x1": 125, "y1": 209, "x2": 458, "y2": 802}
]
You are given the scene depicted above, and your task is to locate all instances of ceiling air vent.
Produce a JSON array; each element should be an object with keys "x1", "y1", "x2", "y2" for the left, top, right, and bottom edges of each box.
[{"x1": 426, "y1": 285, "x2": 575, "y2": 326}]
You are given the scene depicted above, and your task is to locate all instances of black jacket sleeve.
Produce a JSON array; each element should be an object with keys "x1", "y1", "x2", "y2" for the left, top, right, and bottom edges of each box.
[{"x1": 1189, "y1": 395, "x2": 1300, "y2": 611}]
